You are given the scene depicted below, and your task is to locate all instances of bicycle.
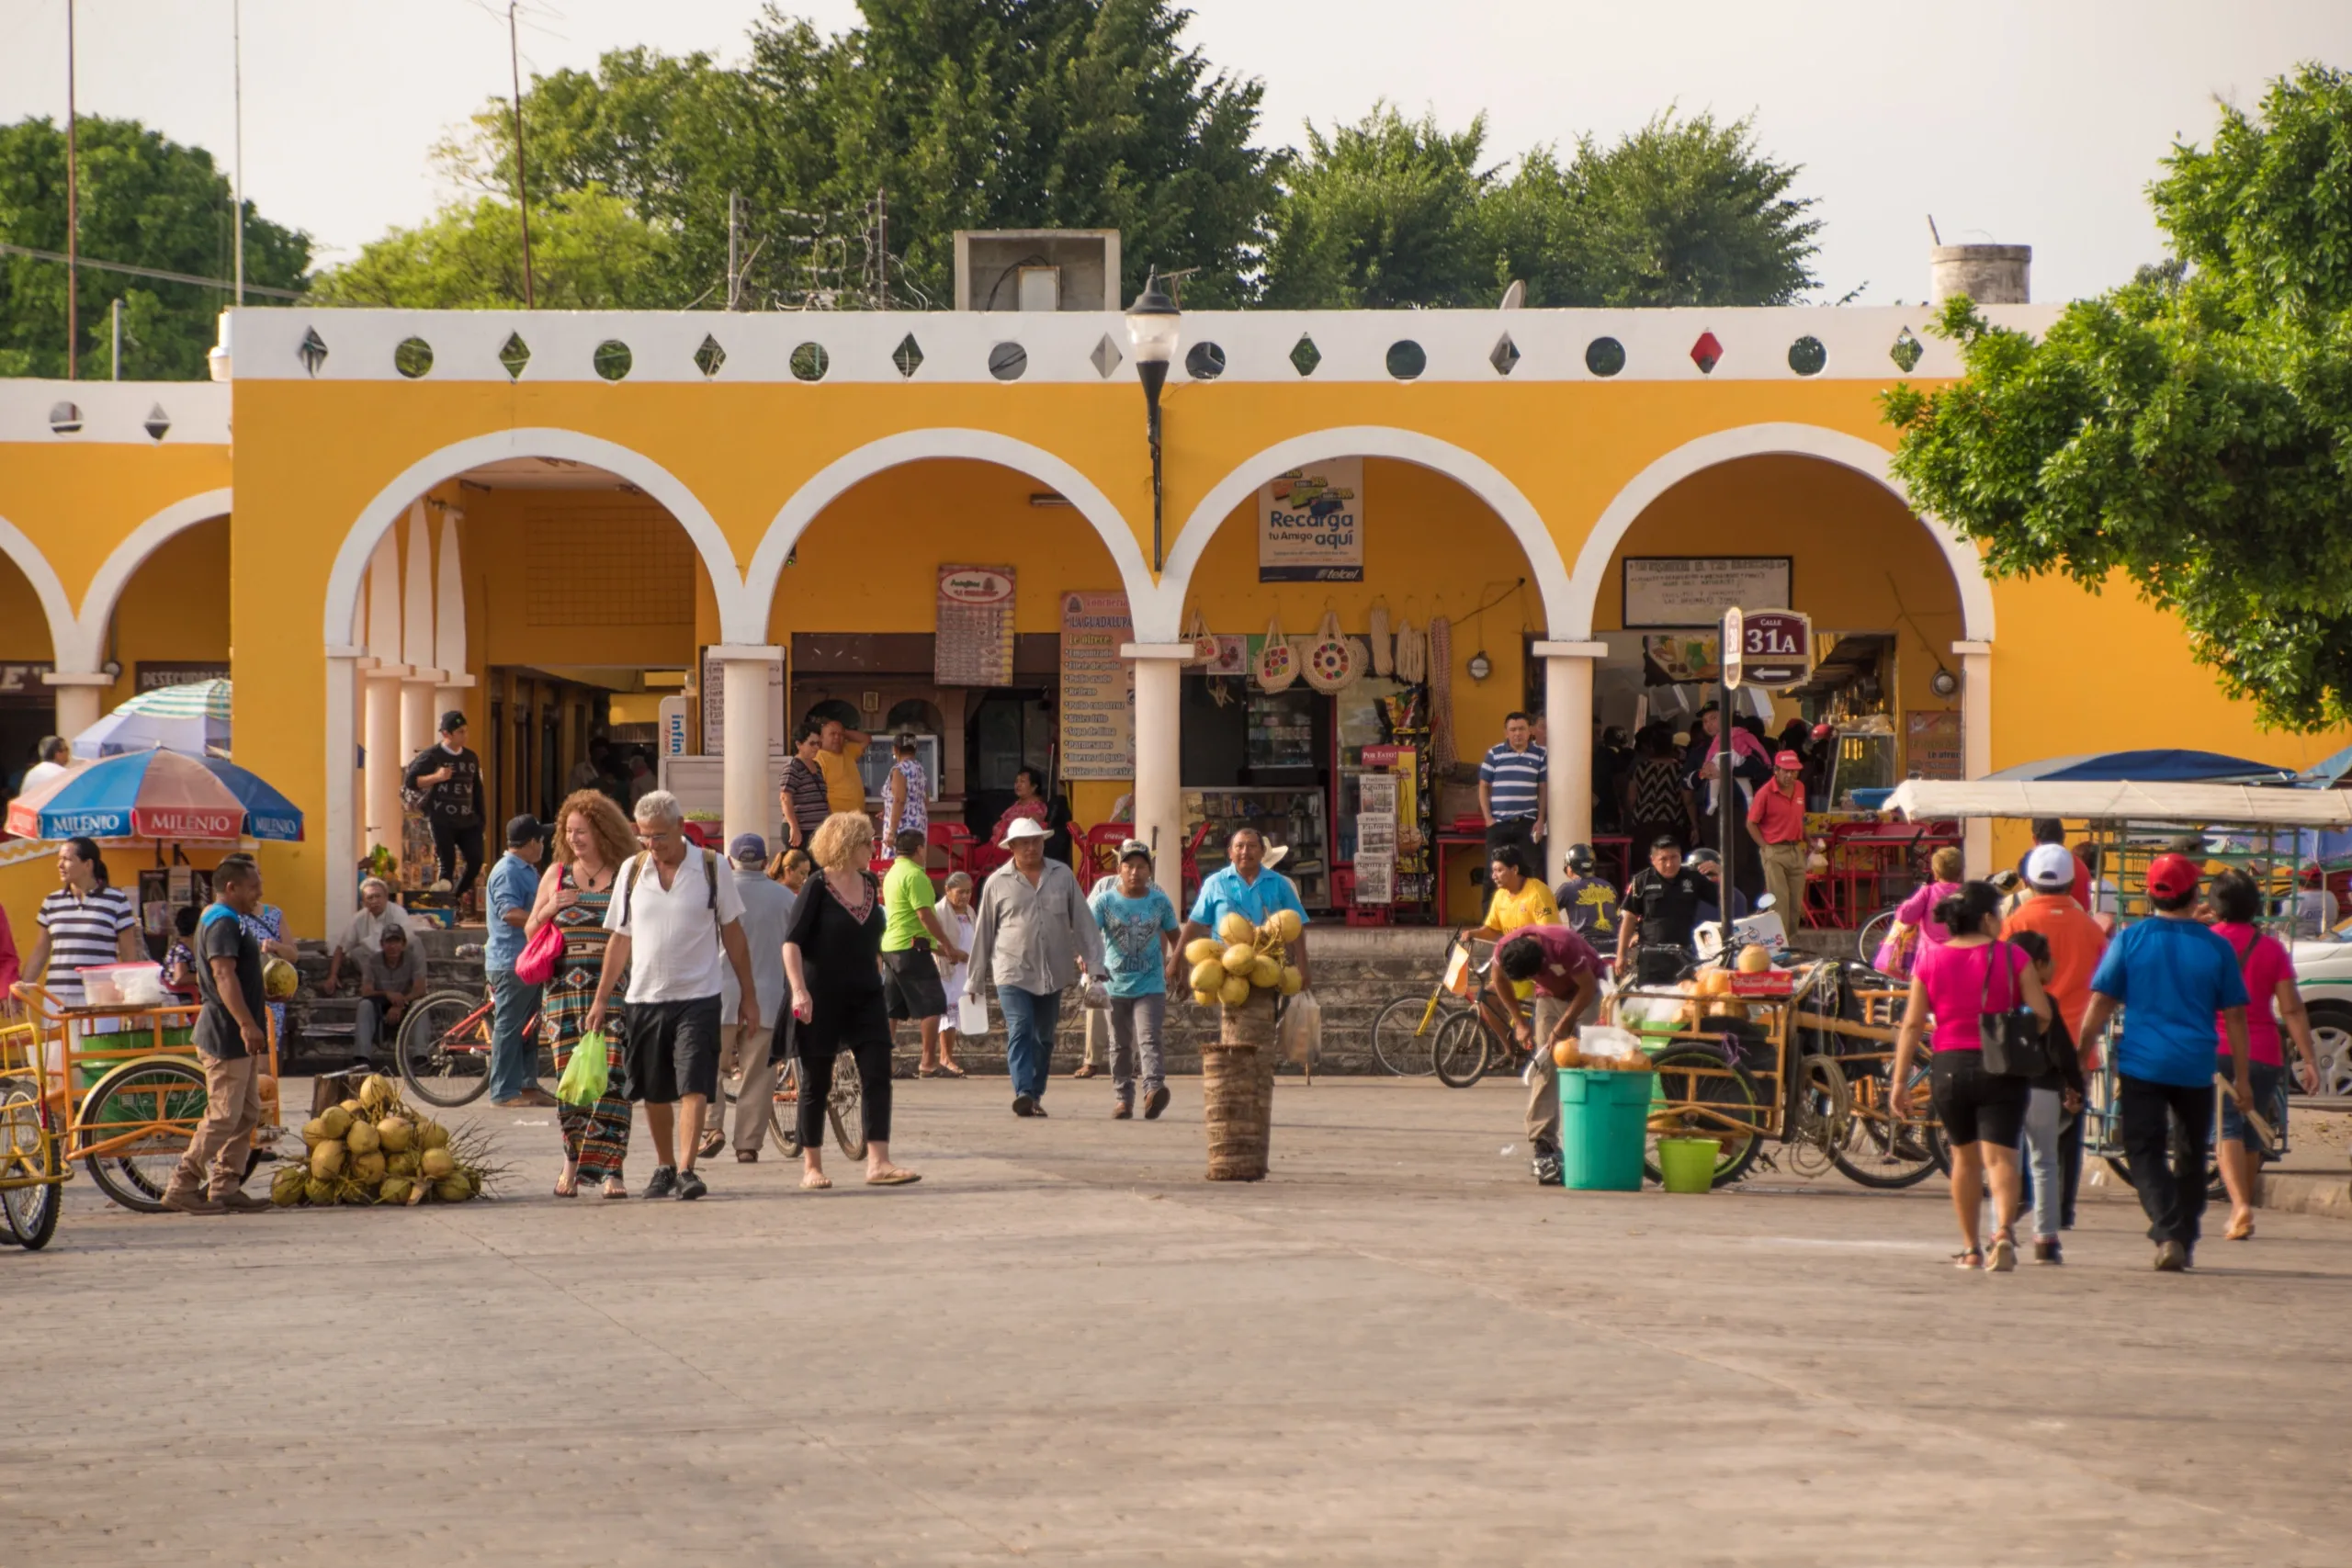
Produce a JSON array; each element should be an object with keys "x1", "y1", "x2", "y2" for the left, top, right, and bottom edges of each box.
[
  {"x1": 1430, "y1": 947, "x2": 1542, "y2": 1089},
  {"x1": 396, "y1": 984, "x2": 546, "y2": 1108},
  {"x1": 1856, "y1": 908, "x2": 1901, "y2": 968},
  {"x1": 728, "y1": 1030, "x2": 865, "y2": 1160},
  {"x1": 1367, "y1": 934, "x2": 1470, "y2": 1076}
]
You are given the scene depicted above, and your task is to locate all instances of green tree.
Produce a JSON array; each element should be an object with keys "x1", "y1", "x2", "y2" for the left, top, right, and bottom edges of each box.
[
  {"x1": 310, "y1": 187, "x2": 679, "y2": 310},
  {"x1": 0, "y1": 115, "x2": 311, "y2": 378},
  {"x1": 1260, "y1": 104, "x2": 1495, "y2": 309},
  {"x1": 1883, "y1": 65, "x2": 2352, "y2": 731}
]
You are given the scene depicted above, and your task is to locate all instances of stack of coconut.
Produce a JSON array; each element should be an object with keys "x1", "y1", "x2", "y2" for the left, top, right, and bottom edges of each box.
[
  {"x1": 272, "y1": 1074, "x2": 497, "y2": 1207},
  {"x1": 1182, "y1": 908, "x2": 1306, "y2": 1008}
]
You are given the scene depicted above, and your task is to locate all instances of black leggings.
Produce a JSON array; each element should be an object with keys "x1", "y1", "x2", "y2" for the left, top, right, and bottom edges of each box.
[
  {"x1": 431, "y1": 819, "x2": 486, "y2": 897},
  {"x1": 797, "y1": 1036, "x2": 893, "y2": 1149}
]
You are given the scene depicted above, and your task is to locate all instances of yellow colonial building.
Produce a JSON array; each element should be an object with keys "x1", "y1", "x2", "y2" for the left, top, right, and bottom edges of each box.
[{"x1": 1, "y1": 260, "x2": 2343, "y2": 935}]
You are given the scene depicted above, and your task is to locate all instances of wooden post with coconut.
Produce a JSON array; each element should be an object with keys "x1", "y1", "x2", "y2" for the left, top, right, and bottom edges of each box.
[{"x1": 1182, "y1": 907, "x2": 1306, "y2": 1182}]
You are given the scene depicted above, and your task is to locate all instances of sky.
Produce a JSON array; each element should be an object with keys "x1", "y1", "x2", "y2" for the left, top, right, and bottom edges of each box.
[{"x1": 6, "y1": 0, "x2": 2349, "y2": 304}]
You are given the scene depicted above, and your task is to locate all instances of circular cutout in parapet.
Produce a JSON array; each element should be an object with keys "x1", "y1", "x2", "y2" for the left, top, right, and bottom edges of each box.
[
  {"x1": 1385, "y1": 340, "x2": 1427, "y2": 380},
  {"x1": 790, "y1": 343, "x2": 830, "y2": 383},
  {"x1": 988, "y1": 342, "x2": 1028, "y2": 381},
  {"x1": 1584, "y1": 336, "x2": 1626, "y2": 378},
  {"x1": 393, "y1": 337, "x2": 435, "y2": 378},
  {"x1": 1788, "y1": 335, "x2": 1827, "y2": 377},
  {"x1": 1184, "y1": 341, "x2": 1227, "y2": 380},
  {"x1": 594, "y1": 340, "x2": 633, "y2": 381}
]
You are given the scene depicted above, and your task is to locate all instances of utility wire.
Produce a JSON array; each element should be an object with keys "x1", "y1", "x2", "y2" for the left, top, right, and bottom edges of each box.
[{"x1": 0, "y1": 241, "x2": 305, "y2": 299}]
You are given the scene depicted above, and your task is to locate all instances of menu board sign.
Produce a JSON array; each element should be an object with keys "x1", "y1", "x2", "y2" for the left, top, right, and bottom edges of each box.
[
  {"x1": 1623, "y1": 558, "x2": 1792, "y2": 629},
  {"x1": 1906, "y1": 711, "x2": 1963, "y2": 781},
  {"x1": 1058, "y1": 592, "x2": 1135, "y2": 781},
  {"x1": 936, "y1": 565, "x2": 1017, "y2": 685}
]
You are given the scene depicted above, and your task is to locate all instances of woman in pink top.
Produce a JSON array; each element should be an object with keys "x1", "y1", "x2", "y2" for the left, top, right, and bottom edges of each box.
[
  {"x1": 1893, "y1": 880, "x2": 2052, "y2": 1272},
  {"x1": 2207, "y1": 871, "x2": 2322, "y2": 1240},
  {"x1": 1878, "y1": 845, "x2": 1964, "y2": 979}
]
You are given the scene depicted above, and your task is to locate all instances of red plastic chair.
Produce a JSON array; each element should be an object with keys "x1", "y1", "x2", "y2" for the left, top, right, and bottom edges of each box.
[
  {"x1": 927, "y1": 821, "x2": 976, "y2": 879},
  {"x1": 1080, "y1": 823, "x2": 1128, "y2": 882},
  {"x1": 1178, "y1": 821, "x2": 1214, "y2": 905}
]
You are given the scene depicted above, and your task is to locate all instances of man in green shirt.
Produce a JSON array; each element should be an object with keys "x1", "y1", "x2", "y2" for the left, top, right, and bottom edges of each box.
[{"x1": 880, "y1": 829, "x2": 964, "y2": 1070}]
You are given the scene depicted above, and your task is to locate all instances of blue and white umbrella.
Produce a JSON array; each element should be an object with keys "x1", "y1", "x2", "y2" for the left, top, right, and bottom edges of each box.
[{"x1": 72, "y1": 679, "x2": 232, "y2": 759}]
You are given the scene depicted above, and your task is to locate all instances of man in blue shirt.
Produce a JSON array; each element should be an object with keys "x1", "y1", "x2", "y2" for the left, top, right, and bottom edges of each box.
[
  {"x1": 1170, "y1": 827, "x2": 1311, "y2": 989},
  {"x1": 1090, "y1": 840, "x2": 1182, "y2": 1120},
  {"x1": 1478, "y1": 711, "x2": 1547, "y2": 860},
  {"x1": 2080, "y1": 853, "x2": 2254, "y2": 1271},
  {"x1": 484, "y1": 814, "x2": 555, "y2": 1107}
]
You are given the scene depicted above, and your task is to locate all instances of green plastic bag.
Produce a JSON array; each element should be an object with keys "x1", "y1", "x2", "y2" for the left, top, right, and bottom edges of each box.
[{"x1": 558, "y1": 1029, "x2": 609, "y2": 1106}]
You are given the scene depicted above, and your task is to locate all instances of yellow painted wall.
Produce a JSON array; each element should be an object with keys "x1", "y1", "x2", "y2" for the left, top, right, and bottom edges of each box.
[
  {"x1": 0, "y1": 558, "x2": 53, "y2": 661},
  {"x1": 458, "y1": 487, "x2": 703, "y2": 676},
  {"x1": 0, "y1": 444, "x2": 229, "y2": 610},
  {"x1": 100, "y1": 516, "x2": 232, "y2": 712}
]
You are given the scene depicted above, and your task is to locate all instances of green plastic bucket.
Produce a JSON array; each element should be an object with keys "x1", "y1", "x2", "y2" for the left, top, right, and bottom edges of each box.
[
  {"x1": 1657, "y1": 1136, "x2": 1718, "y2": 1194},
  {"x1": 1557, "y1": 1069, "x2": 1651, "y2": 1191}
]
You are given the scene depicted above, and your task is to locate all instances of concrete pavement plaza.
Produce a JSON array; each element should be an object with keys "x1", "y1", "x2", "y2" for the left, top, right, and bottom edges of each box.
[{"x1": 8, "y1": 1073, "x2": 2348, "y2": 1566}]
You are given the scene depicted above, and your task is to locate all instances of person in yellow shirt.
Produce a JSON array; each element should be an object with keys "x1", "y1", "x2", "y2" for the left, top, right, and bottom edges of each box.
[
  {"x1": 815, "y1": 718, "x2": 870, "y2": 818},
  {"x1": 1465, "y1": 845, "x2": 1560, "y2": 997}
]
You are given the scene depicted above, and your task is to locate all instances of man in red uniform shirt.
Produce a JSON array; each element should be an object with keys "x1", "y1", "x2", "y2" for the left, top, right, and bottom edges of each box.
[
  {"x1": 1490, "y1": 924, "x2": 1605, "y2": 1186},
  {"x1": 1747, "y1": 750, "x2": 1809, "y2": 927}
]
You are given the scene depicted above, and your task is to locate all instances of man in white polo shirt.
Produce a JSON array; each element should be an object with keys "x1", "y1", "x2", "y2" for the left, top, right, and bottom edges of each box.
[{"x1": 585, "y1": 791, "x2": 761, "y2": 1201}]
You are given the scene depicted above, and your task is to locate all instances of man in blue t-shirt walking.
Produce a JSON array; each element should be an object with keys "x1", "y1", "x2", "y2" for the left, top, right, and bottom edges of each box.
[
  {"x1": 2080, "y1": 853, "x2": 2254, "y2": 1271},
  {"x1": 1090, "y1": 840, "x2": 1182, "y2": 1121}
]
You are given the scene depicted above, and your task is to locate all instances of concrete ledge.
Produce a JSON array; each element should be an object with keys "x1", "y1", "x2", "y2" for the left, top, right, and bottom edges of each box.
[{"x1": 2258, "y1": 1172, "x2": 2352, "y2": 1220}]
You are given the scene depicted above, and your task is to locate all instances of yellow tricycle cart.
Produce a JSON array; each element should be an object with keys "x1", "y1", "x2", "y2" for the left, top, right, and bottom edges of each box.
[
  {"x1": 0, "y1": 1010, "x2": 68, "y2": 1248},
  {"x1": 7, "y1": 983, "x2": 284, "y2": 1216}
]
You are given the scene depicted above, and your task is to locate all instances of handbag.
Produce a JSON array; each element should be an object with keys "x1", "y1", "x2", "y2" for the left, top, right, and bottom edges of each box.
[
  {"x1": 514, "y1": 865, "x2": 566, "y2": 986},
  {"x1": 1976, "y1": 940, "x2": 2054, "y2": 1078},
  {"x1": 557, "y1": 1027, "x2": 610, "y2": 1105},
  {"x1": 1255, "y1": 615, "x2": 1298, "y2": 693},
  {"x1": 1303, "y1": 611, "x2": 1363, "y2": 694}
]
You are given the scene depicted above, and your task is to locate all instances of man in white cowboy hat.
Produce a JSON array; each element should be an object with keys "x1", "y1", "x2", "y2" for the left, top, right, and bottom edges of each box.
[{"x1": 967, "y1": 816, "x2": 1103, "y2": 1118}]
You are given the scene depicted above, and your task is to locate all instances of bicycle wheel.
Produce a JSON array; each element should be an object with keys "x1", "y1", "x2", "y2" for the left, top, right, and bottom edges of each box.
[
  {"x1": 1, "y1": 1078, "x2": 61, "y2": 1250},
  {"x1": 1828, "y1": 1060, "x2": 1942, "y2": 1190},
  {"x1": 1370, "y1": 995, "x2": 1453, "y2": 1077},
  {"x1": 1643, "y1": 1044, "x2": 1763, "y2": 1188},
  {"x1": 829, "y1": 1058, "x2": 867, "y2": 1161},
  {"x1": 79, "y1": 1055, "x2": 208, "y2": 1213},
  {"x1": 1856, "y1": 909, "x2": 1899, "y2": 967},
  {"x1": 398, "y1": 990, "x2": 496, "y2": 1108},
  {"x1": 1430, "y1": 1011, "x2": 1491, "y2": 1089}
]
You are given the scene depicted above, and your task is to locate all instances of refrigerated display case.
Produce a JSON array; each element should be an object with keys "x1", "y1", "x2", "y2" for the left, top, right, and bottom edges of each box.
[{"x1": 1183, "y1": 788, "x2": 1329, "y2": 908}]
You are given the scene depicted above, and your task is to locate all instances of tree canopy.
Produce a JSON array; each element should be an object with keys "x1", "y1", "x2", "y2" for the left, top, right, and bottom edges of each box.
[
  {"x1": 1883, "y1": 64, "x2": 2352, "y2": 732},
  {"x1": 308, "y1": 187, "x2": 680, "y2": 310},
  {"x1": 0, "y1": 115, "x2": 310, "y2": 378}
]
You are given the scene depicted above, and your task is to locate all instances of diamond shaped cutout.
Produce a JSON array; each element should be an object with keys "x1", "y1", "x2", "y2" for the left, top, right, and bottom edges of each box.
[
  {"x1": 693, "y1": 334, "x2": 726, "y2": 378},
  {"x1": 499, "y1": 332, "x2": 531, "y2": 380},
  {"x1": 142, "y1": 402, "x2": 171, "y2": 441},
  {"x1": 1090, "y1": 333, "x2": 1123, "y2": 379},
  {"x1": 1889, "y1": 327, "x2": 1924, "y2": 373},
  {"x1": 892, "y1": 333, "x2": 924, "y2": 378},
  {"x1": 297, "y1": 326, "x2": 329, "y2": 377},
  {"x1": 1489, "y1": 333, "x2": 1521, "y2": 376},
  {"x1": 1689, "y1": 331, "x2": 1723, "y2": 375},
  {"x1": 1289, "y1": 334, "x2": 1321, "y2": 377}
]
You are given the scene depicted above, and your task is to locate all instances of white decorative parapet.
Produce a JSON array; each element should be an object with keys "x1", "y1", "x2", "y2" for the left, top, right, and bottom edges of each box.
[
  {"x1": 222, "y1": 302, "x2": 2064, "y2": 389},
  {"x1": 0, "y1": 378, "x2": 230, "y2": 445}
]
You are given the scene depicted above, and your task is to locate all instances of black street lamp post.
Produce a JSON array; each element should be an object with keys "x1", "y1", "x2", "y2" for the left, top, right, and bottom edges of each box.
[{"x1": 1125, "y1": 272, "x2": 1182, "y2": 570}]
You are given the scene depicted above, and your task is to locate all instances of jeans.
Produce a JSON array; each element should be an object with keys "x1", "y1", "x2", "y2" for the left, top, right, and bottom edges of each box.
[
  {"x1": 2021, "y1": 1095, "x2": 2087, "y2": 1229},
  {"x1": 999, "y1": 986, "x2": 1062, "y2": 1101},
  {"x1": 488, "y1": 967, "x2": 544, "y2": 1101},
  {"x1": 2118, "y1": 1073, "x2": 2213, "y2": 1251},
  {"x1": 432, "y1": 818, "x2": 486, "y2": 897},
  {"x1": 2018, "y1": 1086, "x2": 2064, "y2": 1241},
  {"x1": 1106, "y1": 994, "x2": 1167, "y2": 1103},
  {"x1": 1485, "y1": 817, "x2": 1538, "y2": 864}
]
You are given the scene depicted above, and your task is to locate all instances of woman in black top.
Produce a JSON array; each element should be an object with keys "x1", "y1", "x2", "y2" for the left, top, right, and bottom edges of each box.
[{"x1": 784, "y1": 812, "x2": 918, "y2": 1190}]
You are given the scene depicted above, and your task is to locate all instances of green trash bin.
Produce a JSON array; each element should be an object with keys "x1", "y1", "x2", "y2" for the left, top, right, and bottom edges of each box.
[{"x1": 1557, "y1": 1068, "x2": 1651, "y2": 1191}]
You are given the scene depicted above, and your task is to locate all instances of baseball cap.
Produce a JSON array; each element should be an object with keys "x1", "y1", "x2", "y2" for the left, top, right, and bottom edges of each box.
[
  {"x1": 729, "y1": 832, "x2": 768, "y2": 866},
  {"x1": 2146, "y1": 852, "x2": 2201, "y2": 901},
  {"x1": 504, "y1": 813, "x2": 545, "y2": 847},
  {"x1": 1774, "y1": 750, "x2": 1802, "y2": 771},
  {"x1": 1001, "y1": 818, "x2": 1050, "y2": 843},
  {"x1": 1116, "y1": 838, "x2": 1152, "y2": 863},
  {"x1": 2022, "y1": 843, "x2": 2075, "y2": 892},
  {"x1": 440, "y1": 709, "x2": 469, "y2": 733}
]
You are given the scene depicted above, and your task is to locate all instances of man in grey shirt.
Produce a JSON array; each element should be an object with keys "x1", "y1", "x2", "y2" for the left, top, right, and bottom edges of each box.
[
  {"x1": 356, "y1": 923, "x2": 427, "y2": 1060},
  {"x1": 967, "y1": 817, "x2": 1104, "y2": 1118},
  {"x1": 707, "y1": 833, "x2": 797, "y2": 1162}
]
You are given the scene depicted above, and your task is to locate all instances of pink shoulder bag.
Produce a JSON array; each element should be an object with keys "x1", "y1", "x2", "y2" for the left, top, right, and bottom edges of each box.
[{"x1": 514, "y1": 865, "x2": 566, "y2": 986}]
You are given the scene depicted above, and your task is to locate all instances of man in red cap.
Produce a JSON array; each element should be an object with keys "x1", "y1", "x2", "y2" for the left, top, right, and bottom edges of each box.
[
  {"x1": 2080, "y1": 852, "x2": 2254, "y2": 1272},
  {"x1": 1746, "y1": 750, "x2": 1809, "y2": 927}
]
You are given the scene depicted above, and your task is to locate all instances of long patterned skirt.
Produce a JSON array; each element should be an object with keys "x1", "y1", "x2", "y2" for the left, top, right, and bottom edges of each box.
[
  {"x1": 543, "y1": 901, "x2": 631, "y2": 1182},
  {"x1": 553, "y1": 1035, "x2": 631, "y2": 1181}
]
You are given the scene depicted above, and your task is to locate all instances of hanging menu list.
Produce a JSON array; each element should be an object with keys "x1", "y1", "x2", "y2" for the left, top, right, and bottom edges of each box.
[
  {"x1": 935, "y1": 564, "x2": 1017, "y2": 686},
  {"x1": 1058, "y1": 591, "x2": 1135, "y2": 780}
]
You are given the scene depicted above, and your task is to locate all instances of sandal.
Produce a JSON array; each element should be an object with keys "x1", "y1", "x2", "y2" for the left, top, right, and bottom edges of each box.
[
  {"x1": 918, "y1": 1067, "x2": 942, "y2": 1078},
  {"x1": 865, "y1": 1169, "x2": 922, "y2": 1187},
  {"x1": 2225, "y1": 1214, "x2": 2255, "y2": 1241},
  {"x1": 801, "y1": 1171, "x2": 833, "y2": 1190},
  {"x1": 1987, "y1": 1233, "x2": 2018, "y2": 1273},
  {"x1": 696, "y1": 1131, "x2": 726, "y2": 1159},
  {"x1": 1952, "y1": 1249, "x2": 1984, "y2": 1269},
  {"x1": 936, "y1": 1062, "x2": 967, "y2": 1078},
  {"x1": 601, "y1": 1179, "x2": 628, "y2": 1200},
  {"x1": 553, "y1": 1179, "x2": 580, "y2": 1198}
]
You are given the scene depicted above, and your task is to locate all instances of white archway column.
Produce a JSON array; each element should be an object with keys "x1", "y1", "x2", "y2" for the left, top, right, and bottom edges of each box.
[
  {"x1": 1535, "y1": 640, "x2": 1607, "y2": 878},
  {"x1": 713, "y1": 645, "x2": 782, "y2": 853},
  {"x1": 1124, "y1": 642, "x2": 1193, "y2": 906},
  {"x1": 45, "y1": 672, "x2": 111, "y2": 745},
  {"x1": 1955, "y1": 639, "x2": 1994, "y2": 876},
  {"x1": 325, "y1": 648, "x2": 364, "y2": 921},
  {"x1": 365, "y1": 666, "x2": 406, "y2": 857}
]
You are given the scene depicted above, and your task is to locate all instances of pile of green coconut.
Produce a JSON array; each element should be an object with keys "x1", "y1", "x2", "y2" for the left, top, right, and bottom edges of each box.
[{"x1": 272, "y1": 1074, "x2": 500, "y2": 1207}]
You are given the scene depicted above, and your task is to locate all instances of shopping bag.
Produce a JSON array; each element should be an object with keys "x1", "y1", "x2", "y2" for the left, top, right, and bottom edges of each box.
[
  {"x1": 1277, "y1": 990, "x2": 1322, "y2": 1072},
  {"x1": 956, "y1": 990, "x2": 989, "y2": 1037},
  {"x1": 557, "y1": 1029, "x2": 609, "y2": 1106},
  {"x1": 1442, "y1": 945, "x2": 1475, "y2": 998},
  {"x1": 514, "y1": 868, "x2": 567, "y2": 985}
]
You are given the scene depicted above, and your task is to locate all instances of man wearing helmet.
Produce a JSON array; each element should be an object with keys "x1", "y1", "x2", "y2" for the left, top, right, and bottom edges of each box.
[{"x1": 1553, "y1": 843, "x2": 1620, "y2": 949}]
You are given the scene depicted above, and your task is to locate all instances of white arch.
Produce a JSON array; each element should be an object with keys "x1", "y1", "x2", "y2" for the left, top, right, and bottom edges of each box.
[
  {"x1": 1564, "y1": 422, "x2": 1996, "y2": 642},
  {"x1": 73, "y1": 488, "x2": 233, "y2": 671},
  {"x1": 0, "y1": 513, "x2": 82, "y2": 671},
  {"x1": 320, "y1": 427, "x2": 748, "y2": 648},
  {"x1": 742, "y1": 429, "x2": 1158, "y2": 639},
  {"x1": 1159, "y1": 426, "x2": 1575, "y2": 640}
]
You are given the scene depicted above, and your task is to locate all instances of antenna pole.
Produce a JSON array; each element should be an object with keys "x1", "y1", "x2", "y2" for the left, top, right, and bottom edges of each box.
[
  {"x1": 64, "y1": 0, "x2": 78, "y2": 378},
  {"x1": 232, "y1": 0, "x2": 244, "y2": 304},
  {"x1": 509, "y1": 3, "x2": 535, "y2": 308}
]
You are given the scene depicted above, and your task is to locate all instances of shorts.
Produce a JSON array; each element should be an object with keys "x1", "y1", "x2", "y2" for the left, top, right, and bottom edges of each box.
[
  {"x1": 880, "y1": 947, "x2": 948, "y2": 1021},
  {"x1": 1930, "y1": 1048, "x2": 2028, "y2": 1149},
  {"x1": 623, "y1": 995, "x2": 723, "y2": 1104},
  {"x1": 2219, "y1": 1058, "x2": 2286, "y2": 1146}
]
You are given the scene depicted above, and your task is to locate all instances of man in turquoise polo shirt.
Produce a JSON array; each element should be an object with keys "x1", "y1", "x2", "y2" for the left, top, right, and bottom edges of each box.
[{"x1": 1168, "y1": 827, "x2": 1311, "y2": 990}]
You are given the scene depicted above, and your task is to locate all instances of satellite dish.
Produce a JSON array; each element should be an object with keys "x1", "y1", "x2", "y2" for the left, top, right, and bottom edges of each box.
[{"x1": 1498, "y1": 280, "x2": 1525, "y2": 310}]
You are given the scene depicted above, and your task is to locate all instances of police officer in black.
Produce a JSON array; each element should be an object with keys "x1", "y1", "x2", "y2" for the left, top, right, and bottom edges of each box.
[{"x1": 1616, "y1": 836, "x2": 1711, "y2": 985}]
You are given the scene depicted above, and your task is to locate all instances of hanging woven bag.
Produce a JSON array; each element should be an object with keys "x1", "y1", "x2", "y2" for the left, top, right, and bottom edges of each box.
[
  {"x1": 1303, "y1": 611, "x2": 1363, "y2": 694},
  {"x1": 1366, "y1": 599, "x2": 1393, "y2": 678},
  {"x1": 1254, "y1": 615, "x2": 1299, "y2": 692}
]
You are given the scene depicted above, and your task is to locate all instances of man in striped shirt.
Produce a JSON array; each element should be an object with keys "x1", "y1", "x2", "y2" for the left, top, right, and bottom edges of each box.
[
  {"x1": 1478, "y1": 712, "x2": 1547, "y2": 861},
  {"x1": 778, "y1": 721, "x2": 831, "y2": 852}
]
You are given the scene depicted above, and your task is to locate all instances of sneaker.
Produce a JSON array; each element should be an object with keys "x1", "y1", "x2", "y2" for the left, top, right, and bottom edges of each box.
[
  {"x1": 642, "y1": 1166, "x2": 678, "y2": 1200},
  {"x1": 1032, "y1": 1103, "x2": 1049, "y2": 1118},
  {"x1": 2032, "y1": 1238, "x2": 2063, "y2": 1266},
  {"x1": 1530, "y1": 1136, "x2": 1564, "y2": 1187},
  {"x1": 676, "y1": 1168, "x2": 707, "y2": 1201},
  {"x1": 2154, "y1": 1239, "x2": 2188, "y2": 1272},
  {"x1": 1143, "y1": 1085, "x2": 1170, "y2": 1120},
  {"x1": 214, "y1": 1189, "x2": 271, "y2": 1213},
  {"x1": 160, "y1": 1188, "x2": 224, "y2": 1215},
  {"x1": 1012, "y1": 1094, "x2": 1037, "y2": 1118},
  {"x1": 1112, "y1": 1101, "x2": 1133, "y2": 1120}
]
